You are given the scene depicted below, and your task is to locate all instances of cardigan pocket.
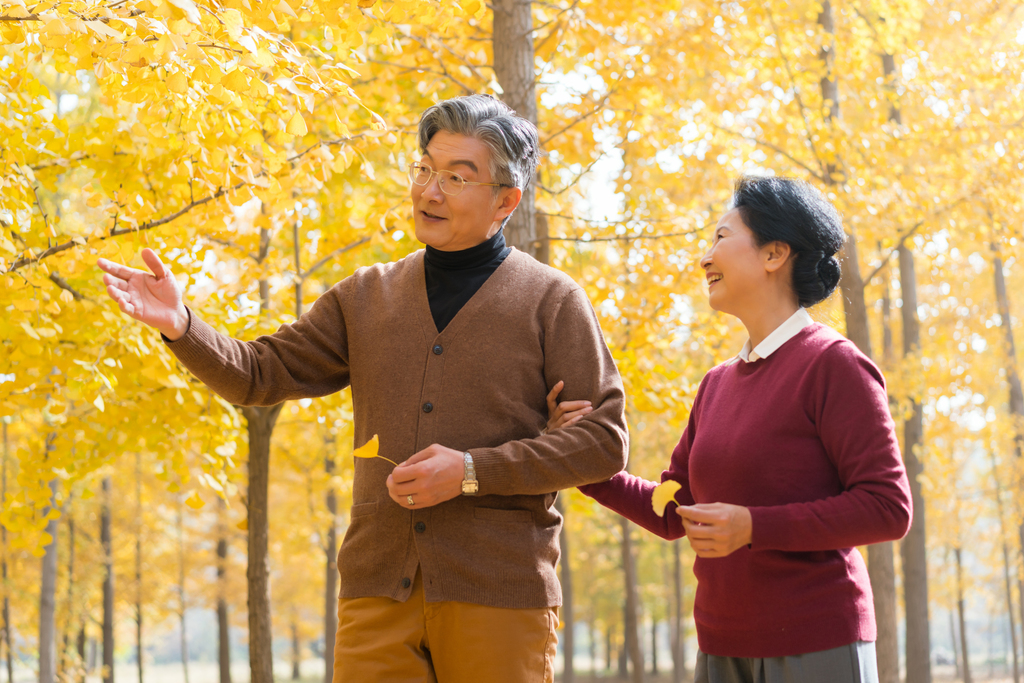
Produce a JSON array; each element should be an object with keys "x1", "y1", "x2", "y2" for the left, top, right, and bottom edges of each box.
[
  {"x1": 350, "y1": 501, "x2": 378, "y2": 518},
  {"x1": 474, "y1": 507, "x2": 533, "y2": 524}
]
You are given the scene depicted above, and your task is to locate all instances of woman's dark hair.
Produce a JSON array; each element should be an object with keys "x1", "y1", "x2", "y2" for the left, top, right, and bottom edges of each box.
[{"x1": 732, "y1": 176, "x2": 846, "y2": 307}]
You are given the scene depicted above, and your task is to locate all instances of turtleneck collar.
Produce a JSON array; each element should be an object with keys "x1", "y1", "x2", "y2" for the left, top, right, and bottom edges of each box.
[{"x1": 424, "y1": 229, "x2": 507, "y2": 271}]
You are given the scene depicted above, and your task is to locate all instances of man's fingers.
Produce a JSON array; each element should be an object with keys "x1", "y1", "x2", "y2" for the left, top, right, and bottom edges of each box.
[
  {"x1": 103, "y1": 274, "x2": 128, "y2": 291},
  {"x1": 97, "y1": 258, "x2": 146, "y2": 281},
  {"x1": 141, "y1": 248, "x2": 167, "y2": 279}
]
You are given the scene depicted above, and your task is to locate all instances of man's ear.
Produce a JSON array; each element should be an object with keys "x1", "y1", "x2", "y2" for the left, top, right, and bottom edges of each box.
[
  {"x1": 493, "y1": 186, "x2": 523, "y2": 223},
  {"x1": 762, "y1": 240, "x2": 793, "y2": 274}
]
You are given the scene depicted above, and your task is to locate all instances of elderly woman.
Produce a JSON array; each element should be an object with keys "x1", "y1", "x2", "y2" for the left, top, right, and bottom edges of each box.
[{"x1": 548, "y1": 176, "x2": 912, "y2": 683}]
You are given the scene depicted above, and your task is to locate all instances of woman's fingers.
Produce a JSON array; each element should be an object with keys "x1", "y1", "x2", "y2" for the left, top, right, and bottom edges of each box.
[
  {"x1": 103, "y1": 273, "x2": 129, "y2": 291},
  {"x1": 97, "y1": 258, "x2": 146, "y2": 281},
  {"x1": 545, "y1": 381, "x2": 565, "y2": 413}
]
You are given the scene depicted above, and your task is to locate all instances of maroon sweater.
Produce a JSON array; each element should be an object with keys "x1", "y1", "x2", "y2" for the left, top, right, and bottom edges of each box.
[{"x1": 580, "y1": 323, "x2": 912, "y2": 657}]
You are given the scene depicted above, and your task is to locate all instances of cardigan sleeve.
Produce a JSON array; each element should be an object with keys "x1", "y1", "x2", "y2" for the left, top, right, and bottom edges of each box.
[
  {"x1": 163, "y1": 284, "x2": 351, "y2": 406},
  {"x1": 469, "y1": 287, "x2": 629, "y2": 495},
  {"x1": 748, "y1": 341, "x2": 912, "y2": 551}
]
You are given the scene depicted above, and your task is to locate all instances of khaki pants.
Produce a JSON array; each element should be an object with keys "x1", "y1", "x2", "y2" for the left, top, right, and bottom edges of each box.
[{"x1": 333, "y1": 572, "x2": 558, "y2": 683}]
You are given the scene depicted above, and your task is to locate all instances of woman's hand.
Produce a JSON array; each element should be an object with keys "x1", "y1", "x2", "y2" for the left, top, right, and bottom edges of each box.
[
  {"x1": 677, "y1": 503, "x2": 752, "y2": 558},
  {"x1": 544, "y1": 380, "x2": 593, "y2": 433}
]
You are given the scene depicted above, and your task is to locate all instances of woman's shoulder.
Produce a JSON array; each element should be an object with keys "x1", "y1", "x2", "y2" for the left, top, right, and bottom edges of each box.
[{"x1": 798, "y1": 323, "x2": 886, "y2": 387}]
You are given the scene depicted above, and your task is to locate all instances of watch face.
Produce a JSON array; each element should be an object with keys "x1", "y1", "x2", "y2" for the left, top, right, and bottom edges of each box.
[{"x1": 462, "y1": 481, "x2": 479, "y2": 494}]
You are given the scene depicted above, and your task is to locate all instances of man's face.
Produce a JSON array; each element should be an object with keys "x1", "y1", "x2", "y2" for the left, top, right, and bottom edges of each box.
[{"x1": 411, "y1": 131, "x2": 522, "y2": 252}]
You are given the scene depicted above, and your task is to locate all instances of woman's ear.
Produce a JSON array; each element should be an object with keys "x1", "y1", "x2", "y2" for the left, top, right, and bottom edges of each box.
[{"x1": 762, "y1": 241, "x2": 793, "y2": 273}]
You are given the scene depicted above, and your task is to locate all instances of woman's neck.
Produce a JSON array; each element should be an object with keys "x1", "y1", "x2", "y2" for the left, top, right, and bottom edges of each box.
[{"x1": 738, "y1": 300, "x2": 801, "y2": 350}]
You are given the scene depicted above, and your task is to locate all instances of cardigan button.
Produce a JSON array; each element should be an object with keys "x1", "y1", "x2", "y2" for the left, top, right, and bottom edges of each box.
[
  {"x1": 414, "y1": 521, "x2": 426, "y2": 533},
  {"x1": 401, "y1": 577, "x2": 411, "y2": 589},
  {"x1": 433, "y1": 344, "x2": 443, "y2": 355},
  {"x1": 422, "y1": 402, "x2": 433, "y2": 413}
]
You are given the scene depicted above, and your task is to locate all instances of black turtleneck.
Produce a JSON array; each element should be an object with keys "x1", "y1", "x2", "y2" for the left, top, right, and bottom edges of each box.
[{"x1": 424, "y1": 229, "x2": 512, "y2": 332}]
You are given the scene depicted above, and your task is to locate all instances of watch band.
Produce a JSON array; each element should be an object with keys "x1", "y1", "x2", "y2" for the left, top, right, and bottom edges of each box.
[{"x1": 461, "y1": 452, "x2": 478, "y2": 495}]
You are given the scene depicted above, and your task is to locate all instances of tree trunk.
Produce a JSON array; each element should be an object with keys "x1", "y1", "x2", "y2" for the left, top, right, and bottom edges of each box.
[
  {"x1": 992, "y1": 247, "x2": 1024, "y2": 650},
  {"x1": 492, "y1": 0, "x2": 541, "y2": 259},
  {"x1": 588, "y1": 617, "x2": 596, "y2": 682},
  {"x1": 555, "y1": 497, "x2": 574, "y2": 683},
  {"x1": 177, "y1": 499, "x2": 190, "y2": 683},
  {"x1": 102, "y1": 477, "x2": 114, "y2": 683},
  {"x1": 2, "y1": 422, "x2": 14, "y2": 683},
  {"x1": 62, "y1": 506, "x2": 76, "y2": 678},
  {"x1": 671, "y1": 539, "x2": 684, "y2": 683},
  {"x1": 76, "y1": 624, "x2": 86, "y2": 683},
  {"x1": 291, "y1": 618, "x2": 301, "y2": 680},
  {"x1": 991, "y1": 449, "x2": 1021, "y2": 683},
  {"x1": 955, "y1": 548, "x2": 972, "y2": 683},
  {"x1": 241, "y1": 404, "x2": 284, "y2": 683},
  {"x1": 217, "y1": 498, "x2": 231, "y2": 683},
  {"x1": 136, "y1": 454, "x2": 144, "y2": 683},
  {"x1": 899, "y1": 244, "x2": 931, "y2": 683},
  {"x1": 606, "y1": 624, "x2": 612, "y2": 674},
  {"x1": 620, "y1": 516, "x2": 643, "y2": 683},
  {"x1": 948, "y1": 607, "x2": 960, "y2": 682},
  {"x1": 39, "y1": 475, "x2": 59, "y2": 683},
  {"x1": 324, "y1": 452, "x2": 338, "y2": 683},
  {"x1": 649, "y1": 618, "x2": 657, "y2": 675}
]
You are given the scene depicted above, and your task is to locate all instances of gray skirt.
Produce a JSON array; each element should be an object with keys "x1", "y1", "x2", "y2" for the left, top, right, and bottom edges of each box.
[{"x1": 695, "y1": 641, "x2": 878, "y2": 683}]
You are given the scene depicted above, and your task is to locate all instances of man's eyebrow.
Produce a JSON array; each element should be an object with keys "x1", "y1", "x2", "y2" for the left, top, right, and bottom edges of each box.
[{"x1": 423, "y1": 151, "x2": 479, "y2": 175}]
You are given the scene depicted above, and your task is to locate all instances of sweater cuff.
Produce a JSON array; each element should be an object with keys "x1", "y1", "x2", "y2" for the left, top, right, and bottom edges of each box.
[
  {"x1": 162, "y1": 308, "x2": 221, "y2": 367},
  {"x1": 467, "y1": 447, "x2": 510, "y2": 497},
  {"x1": 748, "y1": 505, "x2": 788, "y2": 551}
]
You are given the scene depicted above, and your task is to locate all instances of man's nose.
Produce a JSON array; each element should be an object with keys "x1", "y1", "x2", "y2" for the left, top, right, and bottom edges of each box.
[{"x1": 422, "y1": 174, "x2": 446, "y2": 201}]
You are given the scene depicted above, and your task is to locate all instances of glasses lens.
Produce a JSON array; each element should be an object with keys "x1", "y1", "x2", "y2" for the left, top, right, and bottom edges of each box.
[
  {"x1": 410, "y1": 163, "x2": 431, "y2": 185},
  {"x1": 439, "y1": 171, "x2": 465, "y2": 196}
]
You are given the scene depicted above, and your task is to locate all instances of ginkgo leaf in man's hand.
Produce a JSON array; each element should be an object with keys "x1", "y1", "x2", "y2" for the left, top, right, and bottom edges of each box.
[
  {"x1": 652, "y1": 480, "x2": 683, "y2": 517},
  {"x1": 353, "y1": 434, "x2": 398, "y2": 467}
]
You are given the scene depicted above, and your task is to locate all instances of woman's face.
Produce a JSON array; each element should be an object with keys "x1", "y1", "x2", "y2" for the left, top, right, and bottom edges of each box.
[{"x1": 699, "y1": 208, "x2": 768, "y2": 316}]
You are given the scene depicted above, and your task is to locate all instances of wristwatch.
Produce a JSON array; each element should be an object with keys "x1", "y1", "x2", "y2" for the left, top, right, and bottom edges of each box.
[{"x1": 461, "y1": 452, "x2": 478, "y2": 495}]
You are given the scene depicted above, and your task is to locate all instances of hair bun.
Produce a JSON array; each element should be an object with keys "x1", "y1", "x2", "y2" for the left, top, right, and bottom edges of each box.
[{"x1": 816, "y1": 255, "x2": 841, "y2": 291}]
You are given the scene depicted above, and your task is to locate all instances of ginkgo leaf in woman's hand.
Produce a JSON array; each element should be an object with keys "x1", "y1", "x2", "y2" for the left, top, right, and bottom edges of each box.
[
  {"x1": 652, "y1": 480, "x2": 683, "y2": 517},
  {"x1": 353, "y1": 434, "x2": 398, "y2": 467}
]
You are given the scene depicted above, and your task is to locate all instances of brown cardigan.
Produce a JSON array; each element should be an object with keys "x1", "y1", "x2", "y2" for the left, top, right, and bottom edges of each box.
[{"x1": 166, "y1": 248, "x2": 628, "y2": 609}]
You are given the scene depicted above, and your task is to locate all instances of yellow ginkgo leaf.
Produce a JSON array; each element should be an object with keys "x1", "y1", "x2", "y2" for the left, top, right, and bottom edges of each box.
[
  {"x1": 352, "y1": 435, "x2": 398, "y2": 466},
  {"x1": 286, "y1": 111, "x2": 308, "y2": 136},
  {"x1": 651, "y1": 480, "x2": 682, "y2": 517},
  {"x1": 237, "y1": 518, "x2": 249, "y2": 531},
  {"x1": 167, "y1": 71, "x2": 188, "y2": 94},
  {"x1": 185, "y1": 491, "x2": 205, "y2": 509}
]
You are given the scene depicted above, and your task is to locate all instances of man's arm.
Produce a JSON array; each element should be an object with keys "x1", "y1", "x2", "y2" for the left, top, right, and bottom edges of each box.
[
  {"x1": 386, "y1": 287, "x2": 627, "y2": 509},
  {"x1": 99, "y1": 249, "x2": 351, "y2": 406},
  {"x1": 472, "y1": 287, "x2": 628, "y2": 494}
]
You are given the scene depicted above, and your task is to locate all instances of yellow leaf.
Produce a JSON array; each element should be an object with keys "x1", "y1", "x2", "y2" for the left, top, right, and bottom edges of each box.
[
  {"x1": 185, "y1": 491, "x2": 205, "y2": 509},
  {"x1": 167, "y1": 71, "x2": 188, "y2": 94},
  {"x1": 286, "y1": 111, "x2": 308, "y2": 136},
  {"x1": 651, "y1": 480, "x2": 682, "y2": 517},
  {"x1": 352, "y1": 435, "x2": 379, "y2": 459},
  {"x1": 221, "y1": 68, "x2": 249, "y2": 93},
  {"x1": 93, "y1": 395, "x2": 105, "y2": 412},
  {"x1": 81, "y1": 488, "x2": 95, "y2": 500},
  {"x1": 237, "y1": 518, "x2": 248, "y2": 531},
  {"x1": 59, "y1": 289, "x2": 74, "y2": 304}
]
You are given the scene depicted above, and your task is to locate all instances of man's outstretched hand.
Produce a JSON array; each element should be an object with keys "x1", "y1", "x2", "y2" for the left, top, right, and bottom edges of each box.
[{"x1": 98, "y1": 248, "x2": 190, "y2": 341}]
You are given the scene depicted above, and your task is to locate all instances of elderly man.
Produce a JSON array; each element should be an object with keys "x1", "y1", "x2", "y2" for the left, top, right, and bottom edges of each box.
[{"x1": 99, "y1": 94, "x2": 628, "y2": 682}]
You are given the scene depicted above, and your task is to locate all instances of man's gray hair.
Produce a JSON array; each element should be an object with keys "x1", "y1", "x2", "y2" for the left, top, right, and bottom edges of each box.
[{"x1": 417, "y1": 94, "x2": 541, "y2": 193}]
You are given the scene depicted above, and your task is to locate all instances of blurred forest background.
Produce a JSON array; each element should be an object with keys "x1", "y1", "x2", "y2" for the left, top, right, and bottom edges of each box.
[{"x1": 1, "y1": 0, "x2": 1023, "y2": 681}]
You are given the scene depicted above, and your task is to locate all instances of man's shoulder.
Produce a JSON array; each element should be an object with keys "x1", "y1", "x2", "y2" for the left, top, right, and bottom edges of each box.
[
  {"x1": 502, "y1": 249, "x2": 582, "y2": 299},
  {"x1": 329, "y1": 250, "x2": 423, "y2": 296}
]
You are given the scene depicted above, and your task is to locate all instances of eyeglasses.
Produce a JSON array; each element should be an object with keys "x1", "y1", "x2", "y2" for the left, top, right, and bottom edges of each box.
[{"x1": 407, "y1": 162, "x2": 505, "y2": 197}]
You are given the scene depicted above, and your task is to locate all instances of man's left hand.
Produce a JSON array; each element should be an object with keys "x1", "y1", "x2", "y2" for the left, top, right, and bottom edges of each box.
[
  {"x1": 676, "y1": 503, "x2": 753, "y2": 558},
  {"x1": 387, "y1": 444, "x2": 465, "y2": 509}
]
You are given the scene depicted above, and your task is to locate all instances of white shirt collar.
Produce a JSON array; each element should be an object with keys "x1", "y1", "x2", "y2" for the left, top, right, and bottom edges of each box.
[{"x1": 738, "y1": 308, "x2": 815, "y2": 363}]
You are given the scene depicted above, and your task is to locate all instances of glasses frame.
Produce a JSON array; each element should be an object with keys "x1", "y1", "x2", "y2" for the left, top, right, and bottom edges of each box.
[{"x1": 407, "y1": 162, "x2": 505, "y2": 197}]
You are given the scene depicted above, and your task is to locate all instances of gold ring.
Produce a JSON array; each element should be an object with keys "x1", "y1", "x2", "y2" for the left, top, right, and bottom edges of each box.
[{"x1": 407, "y1": 495, "x2": 415, "y2": 506}]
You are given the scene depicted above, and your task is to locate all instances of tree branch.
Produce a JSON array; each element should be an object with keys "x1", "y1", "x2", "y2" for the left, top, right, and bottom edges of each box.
[
  {"x1": 9, "y1": 181, "x2": 247, "y2": 272},
  {"x1": 709, "y1": 123, "x2": 826, "y2": 183},
  {"x1": 48, "y1": 273, "x2": 88, "y2": 301}
]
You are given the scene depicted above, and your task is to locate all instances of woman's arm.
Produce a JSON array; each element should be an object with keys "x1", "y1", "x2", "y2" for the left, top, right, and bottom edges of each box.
[
  {"x1": 748, "y1": 342, "x2": 913, "y2": 552},
  {"x1": 548, "y1": 381, "x2": 704, "y2": 540}
]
